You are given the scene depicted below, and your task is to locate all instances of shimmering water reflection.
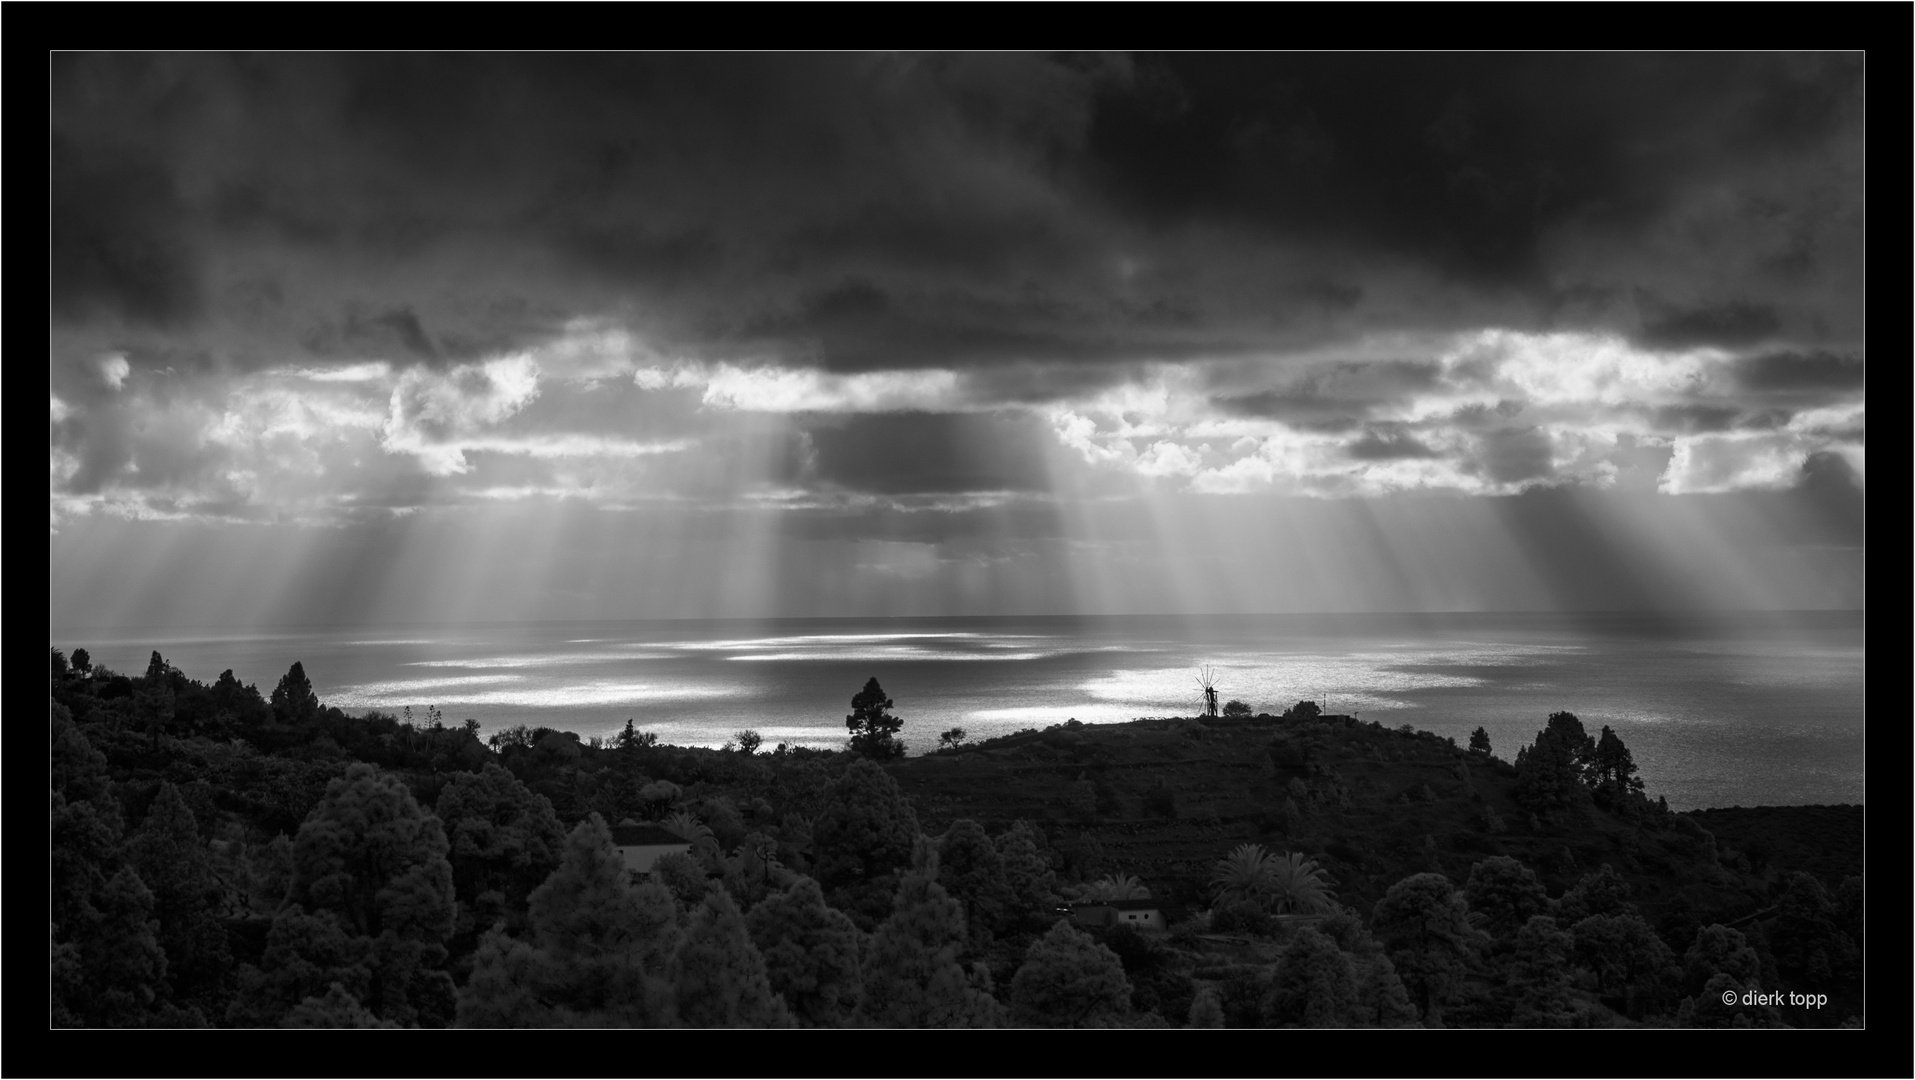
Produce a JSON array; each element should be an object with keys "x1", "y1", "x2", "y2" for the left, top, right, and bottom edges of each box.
[{"x1": 55, "y1": 612, "x2": 1864, "y2": 810}]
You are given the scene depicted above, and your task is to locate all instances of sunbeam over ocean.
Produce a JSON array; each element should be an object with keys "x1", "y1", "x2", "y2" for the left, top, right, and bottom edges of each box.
[{"x1": 55, "y1": 610, "x2": 1863, "y2": 812}]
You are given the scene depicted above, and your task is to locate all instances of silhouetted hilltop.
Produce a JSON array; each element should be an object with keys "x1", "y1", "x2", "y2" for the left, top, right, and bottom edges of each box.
[{"x1": 890, "y1": 712, "x2": 1827, "y2": 931}]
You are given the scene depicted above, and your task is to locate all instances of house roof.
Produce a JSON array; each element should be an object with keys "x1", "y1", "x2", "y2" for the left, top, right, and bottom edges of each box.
[
  {"x1": 1068, "y1": 898, "x2": 1161, "y2": 912},
  {"x1": 609, "y1": 824, "x2": 691, "y2": 847}
]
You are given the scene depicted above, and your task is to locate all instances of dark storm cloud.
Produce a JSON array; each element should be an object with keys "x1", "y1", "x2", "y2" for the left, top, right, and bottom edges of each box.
[
  {"x1": 300, "y1": 305, "x2": 442, "y2": 363},
  {"x1": 730, "y1": 275, "x2": 1266, "y2": 375},
  {"x1": 50, "y1": 135, "x2": 204, "y2": 328},
  {"x1": 50, "y1": 52, "x2": 1864, "y2": 374},
  {"x1": 1637, "y1": 301, "x2": 1783, "y2": 349},
  {"x1": 803, "y1": 412, "x2": 1053, "y2": 495},
  {"x1": 1085, "y1": 52, "x2": 1862, "y2": 348},
  {"x1": 1733, "y1": 350, "x2": 1867, "y2": 392},
  {"x1": 49, "y1": 52, "x2": 1866, "y2": 533}
]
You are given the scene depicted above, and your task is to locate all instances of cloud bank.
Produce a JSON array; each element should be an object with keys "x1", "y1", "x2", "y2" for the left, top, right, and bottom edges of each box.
[{"x1": 49, "y1": 53, "x2": 1864, "y2": 621}]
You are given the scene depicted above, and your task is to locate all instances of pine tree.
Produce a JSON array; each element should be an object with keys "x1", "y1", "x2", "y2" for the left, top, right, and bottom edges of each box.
[
  {"x1": 1513, "y1": 717, "x2": 1593, "y2": 816},
  {"x1": 128, "y1": 782, "x2": 234, "y2": 1016},
  {"x1": 78, "y1": 867, "x2": 171, "y2": 1027},
  {"x1": 51, "y1": 705, "x2": 166, "y2": 1028},
  {"x1": 937, "y1": 819, "x2": 1015, "y2": 941},
  {"x1": 459, "y1": 815, "x2": 680, "y2": 1027},
  {"x1": 1557, "y1": 863, "x2": 1638, "y2": 923},
  {"x1": 1008, "y1": 919, "x2": 1131, "y2": 1028},
  {"x1": 1569, "y1": 912, "x2": 1676, "y2": 999},
  {"x1": 51, "y1": 701, "x2": 115, "y2": 806},
  {"x1": 1591, "y1": 725, "x2": 1645, "y2": 806},
  {"x1": 1462, "y1": 856, "x2": 1551, "y2": 939},
  {"x1": 1544, "y1": 711, "x2": 1597, "y2": 779},
  {"x1": 455, "y1": 926, "x2": 557, "y2": 1028},
  {"x1": 270, "y1": 661, "x2": 320, "y2": 728},
  {"x1": 281, "y1": 763, "x2": 457, "y2": 1026},
  {"x1": 745, "y1": 876, "x2": 864, "y2": 1027},
  {"x1": 1370, "y1": 873, "x2": 1481, "y2": 1026},
  {"x1": 672, "y1": 889, "x2": 794, "y2": 1028},
  {"x1": 228, "y1": 904, "x2": 373, "y2": 1026},
  {"x1": 994, "y1": 821, "x2": 1058, "y2": 934},
  {"x1": 1262, "y1": 926, "x2": 1361, "y2": 1027},
  {"x1": 861, "y1": 849, "x2": 999, "y2": 1028},
  {"x1": 524, "y1": 814, "x2": 681, "y2": 1025},
  {"x1": 845, "y1": 677, "x2": 906, "y2": 760},
  {"x1": 436, "y1": 764, "x2": 566, "y2": 936},
  {"x1": 1502, "y1": 915, "x2": 1583, "y2": 1027},
  {"x1": 1353, "y1": 952, "x2": 1421, "y2": 1028},
  {"x1": 812, "y1": 759, "x2": 921, "y2": 931}
]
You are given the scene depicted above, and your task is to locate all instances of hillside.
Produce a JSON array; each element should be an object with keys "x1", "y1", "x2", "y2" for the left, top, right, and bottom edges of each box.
[
  {"x1": 890, "y1": 712, "x2": 1834, "y2": 934},
  {"x1": 1683, "y1": 804, "x2": 1864, "y2": 886},
  {"x1": 51, "y1": 645, "x2": 1865, "y2": 1030}
]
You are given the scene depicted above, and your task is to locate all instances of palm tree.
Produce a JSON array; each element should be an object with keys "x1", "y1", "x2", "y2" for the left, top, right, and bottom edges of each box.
[
  {"x1": 1209, "y1": 843, "x2": 1276, "y2": 908},
  {"x1": 1209, "y1": 845, "x2": 1338, "y2": 914},
  {"x1": 1265, "y1": 851, "x2": 1337, "y2": 915},
  {"x1": 1083, "y1": 873, "x2": 1150, "y2": 902},
  {"x1": 661, "y1": 810, "x2": 720, "y2": 861}
]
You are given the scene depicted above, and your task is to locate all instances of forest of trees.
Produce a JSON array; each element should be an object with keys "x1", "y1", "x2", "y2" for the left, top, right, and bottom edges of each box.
[{"x1": 48, "y1": 648, "x2": 1863, "y2": 1029}]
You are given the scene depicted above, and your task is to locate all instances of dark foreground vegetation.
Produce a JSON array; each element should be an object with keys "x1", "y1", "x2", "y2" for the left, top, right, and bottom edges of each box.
[{"x1": 49, "y1": 647, "x2": 1864, "y2": 1028}]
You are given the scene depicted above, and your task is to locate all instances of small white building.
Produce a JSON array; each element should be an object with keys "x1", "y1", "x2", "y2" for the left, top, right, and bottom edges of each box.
[
  {"x1": 1069, "y1": 899, "x2": 1168, "y2": 931},
  {"x1": 610, "y1": 823, "x2": 693, "y2": 876},
  {"x1": 1110, "y1": 899, "x2": 1167, "y2": 930}
]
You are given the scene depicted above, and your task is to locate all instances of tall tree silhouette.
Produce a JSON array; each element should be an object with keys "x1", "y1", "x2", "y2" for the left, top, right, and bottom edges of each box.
[
  {"x1": 846, "y1": 677, "x2": 905, "y2": 760},
  {"x1": 1590, "y1": 725, "x2": 1645, "y2": 806},
  {"x1": 270, "y1": 662, "x2": 320, "y2": 728}
]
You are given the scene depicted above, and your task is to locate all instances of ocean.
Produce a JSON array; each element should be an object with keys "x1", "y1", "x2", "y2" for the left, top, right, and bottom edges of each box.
[{"x1": 52, "y1": 611, "x2": 1864, "y2": 812}]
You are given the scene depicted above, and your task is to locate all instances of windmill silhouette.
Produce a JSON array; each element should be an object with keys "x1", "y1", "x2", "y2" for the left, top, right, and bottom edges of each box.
[{"x1": 1195, "y1": 666, "x2": 1220, "y2": 718}]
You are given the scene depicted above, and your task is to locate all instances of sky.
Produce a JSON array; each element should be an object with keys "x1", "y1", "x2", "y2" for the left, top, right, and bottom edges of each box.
[{"x1": 49, "y1": 53, "x2": 1865, "y2": 629}]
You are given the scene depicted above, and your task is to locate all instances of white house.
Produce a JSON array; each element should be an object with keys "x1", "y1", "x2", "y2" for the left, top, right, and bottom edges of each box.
[
  {"x1": 1069, "y1": 898, "x2": 1168, "y2": 931},
  {"x1": 610, "y1": 822, "x2": 693, "y2": 876}
]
